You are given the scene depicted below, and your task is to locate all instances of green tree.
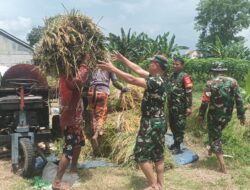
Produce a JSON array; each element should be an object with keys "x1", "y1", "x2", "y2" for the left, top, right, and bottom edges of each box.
[
  {"x1": 26, "y1": 15, "x2": 61, "y2": 47},
  {"x1": 202, "y1": 36, "x2": 250, "y2": 59},
  {"x1": 107, "y1": 28, "x2": 151, "y2": 62},
  {"x1": 26, "y1": 26, "x2": 43, "y2": 47},
  {"x1": 153, "y1": 32, "x2": 188, "y2": 58},
  {"x1": 107, "y1": 28, "x2": 188, "y2": 65},
  {"x1": 225, "y1": 41, "x2": 250, "y2": 60},
  {"x1": 107, "y1": 28, "x2": 155, "y2": 73},
  {"x1": 195, "y1": 0, "x2": 250, "y2": 50}
]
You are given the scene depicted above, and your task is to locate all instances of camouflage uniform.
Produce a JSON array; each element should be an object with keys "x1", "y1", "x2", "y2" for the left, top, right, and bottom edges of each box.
[
  {"x1": 198, "y1": 75, "x2": 245, "y2": 153},
  {"x1": 134, "y1": 75, "x2": 167, "y2": 163},
  {"x1": 168, "y1": 71, "x2": 192, "y2": 144}
]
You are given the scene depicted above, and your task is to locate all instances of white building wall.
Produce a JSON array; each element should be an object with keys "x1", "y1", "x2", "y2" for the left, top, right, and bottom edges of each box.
[{"x1": 0, "y1": 34, "x2": 33, "y2": 67}]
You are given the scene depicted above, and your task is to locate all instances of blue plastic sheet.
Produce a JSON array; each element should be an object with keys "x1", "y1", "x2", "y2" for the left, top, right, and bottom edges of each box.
[
  {"x1": 165, "y1": 133, "x2": 199, "y2": 165},
  {"x1": 78, "y1": 160, "x2": 114, "y2": 169}
]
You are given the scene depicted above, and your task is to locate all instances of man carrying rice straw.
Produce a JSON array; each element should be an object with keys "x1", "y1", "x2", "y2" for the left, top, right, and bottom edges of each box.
[{"x1": 52, "y1": 54, "x2": 89, "y2": 190}]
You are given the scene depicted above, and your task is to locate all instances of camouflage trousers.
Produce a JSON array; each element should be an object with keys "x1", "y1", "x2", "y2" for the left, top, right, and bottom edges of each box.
[
  {"x1": 169, "y1": 108, "x2": 186, "y2": 144},
  {"x1": 86, "y1": 90, "x2": 109, "y2": 138},
  {"x1": 134, "y1": 117, "x2": 167, "y2": 163},
  {"x1": 208, "y1": 117, "x2": 228, "y2": 154}
]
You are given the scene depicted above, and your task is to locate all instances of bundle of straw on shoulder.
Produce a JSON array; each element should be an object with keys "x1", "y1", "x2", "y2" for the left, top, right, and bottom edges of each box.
[{"x1": 34, "y1": 10, "x2": 107, "y2": 78}]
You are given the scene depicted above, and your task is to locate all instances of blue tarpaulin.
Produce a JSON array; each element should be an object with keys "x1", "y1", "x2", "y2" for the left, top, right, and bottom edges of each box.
[
  {"x1": 78, "y1": 160, "x2": 114, "y2": 169},
  {"x1": 165, "y1": 133, "x2": 199, "y2": 165}
]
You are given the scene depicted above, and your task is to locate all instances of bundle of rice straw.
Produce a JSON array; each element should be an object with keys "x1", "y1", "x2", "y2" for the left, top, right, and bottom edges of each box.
[
  {"x1": 34, "y1": 10, "x2": 107, "y2": 78},
  {"x1": 117, "y1": 85, "x2": 144, "y2": 110}
]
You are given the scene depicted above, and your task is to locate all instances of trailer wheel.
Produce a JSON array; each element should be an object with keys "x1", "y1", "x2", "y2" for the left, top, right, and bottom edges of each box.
[{"x1": 12, "y1": 138, "x2": 35, "y2": 178}]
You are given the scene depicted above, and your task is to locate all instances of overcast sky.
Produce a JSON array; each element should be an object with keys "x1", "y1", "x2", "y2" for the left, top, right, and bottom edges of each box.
[{"x1": 0, "y1": 0, "x2": 250, "y2": 49}]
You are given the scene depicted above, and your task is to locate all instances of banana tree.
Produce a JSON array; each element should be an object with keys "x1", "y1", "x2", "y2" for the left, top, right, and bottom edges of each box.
[
  {"x1": 200, "y1": 36, "x2": 250, "y2": 59},
  {"x1": 153, "y1": 32, "x2": 188, "y2": 58},
  {"x1": 107, "y1": 28, "x2": 154, "y2": 72}
]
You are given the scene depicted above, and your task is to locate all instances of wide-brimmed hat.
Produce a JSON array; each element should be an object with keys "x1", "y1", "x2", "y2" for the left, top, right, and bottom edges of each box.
[{"x1": 148, "y1": 55, "x2": 168, "y2": 70}]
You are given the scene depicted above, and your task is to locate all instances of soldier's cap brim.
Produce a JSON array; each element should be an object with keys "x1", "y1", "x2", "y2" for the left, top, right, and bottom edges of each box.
[{"x1": 148, "y1": 55, "x2": 168, "y2": 69}]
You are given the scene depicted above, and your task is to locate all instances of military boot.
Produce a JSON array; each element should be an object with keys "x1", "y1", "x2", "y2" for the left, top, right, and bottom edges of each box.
[
  {"x1": 168, "y1": 142, "x2": 177, "y2": 150},
  {"x1": 171, "y1": 143, "x2": 182, "y2": 155}
]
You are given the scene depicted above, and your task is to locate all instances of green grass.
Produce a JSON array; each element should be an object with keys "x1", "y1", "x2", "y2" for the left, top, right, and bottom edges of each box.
[
  {"x1": 233, "y1": 167, "x2": 250, "y2": 188},
  {"x1": 5, "y1": 85, "x2": 249, "y2": 190},
  {"x1": 78, "y1": 87, "x2": 249, "y2": 189},
  {"x1": 186, "y1": 91, "x2": 250, "y2": 166}
]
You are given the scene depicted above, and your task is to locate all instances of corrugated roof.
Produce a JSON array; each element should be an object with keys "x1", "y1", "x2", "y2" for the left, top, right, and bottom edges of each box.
[{"x1": 0, "y1": 28, "x2": 33, "y2": 51}]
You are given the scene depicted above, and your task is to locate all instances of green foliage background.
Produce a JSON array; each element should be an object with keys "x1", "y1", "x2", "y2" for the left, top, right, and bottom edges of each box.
[{"x1": 184, "y1": 58, "x2": 250, "y2": 84}]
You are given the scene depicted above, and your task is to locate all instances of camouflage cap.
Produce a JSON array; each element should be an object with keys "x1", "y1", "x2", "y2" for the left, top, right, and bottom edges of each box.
[
  {"x1": 210, "y1": 62, "x2": 228, "y2": 72},
  {"x1": 148, "y1": 55, "x2": 168, "y2": 70}
]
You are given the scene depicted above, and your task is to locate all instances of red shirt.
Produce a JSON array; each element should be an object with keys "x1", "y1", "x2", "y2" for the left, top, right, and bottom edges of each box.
[{"x1": 59, "y1": 64, "x2": 88, "y2": 128}]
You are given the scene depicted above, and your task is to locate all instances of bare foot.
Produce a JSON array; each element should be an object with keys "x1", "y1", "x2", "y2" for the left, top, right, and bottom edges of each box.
[
  {"x1": 219, "y1": 166, "x2": 227, "y2": 174},
  {"x1": 90, "y1": 138, "x2": 101, "y2": 158},
  {"x1": 143, "y1": 187, "x2": 153, "y2": 190},
  {"x1": 157, "y1": 183, "x2": 163, "y2": 190},
  {"x1": 208, "y1": 148, "x2": 212, "y2": 157},
  {"x1": 143, "y1": 185, "x2": 159, "y2": 190},
  {"x1": 69, "y1": 167, "x2": 78, "y2": 174},
  {"x1": 52, "y1": 181, "x2": 71, "y2": 190},
  {"x1": 92, "y1": 132, "x2": 99, "y2": 148}
]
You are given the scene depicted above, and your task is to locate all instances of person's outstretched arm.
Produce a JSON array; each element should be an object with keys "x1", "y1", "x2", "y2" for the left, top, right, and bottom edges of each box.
[
  {"x1": 198, "y1": 82, "x2": 210, "y2": 122},
  {"x1": 110, "y1": 72, "x2": 128, "y2": 92},
  {"x1": 112, "y1": 51, "x2": 149, "y2": 78},
  {"x1": 98, "y1": 60, "x2": 147, "y2": 89}
]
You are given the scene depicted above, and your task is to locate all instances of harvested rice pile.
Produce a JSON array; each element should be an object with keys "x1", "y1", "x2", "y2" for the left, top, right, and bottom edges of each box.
[
  {"x1": 117, "y1": 84, "x2": 144, "y2": 110},
  {"x1": 34, "y1": 10, "x2": 107, "y2": 78}
]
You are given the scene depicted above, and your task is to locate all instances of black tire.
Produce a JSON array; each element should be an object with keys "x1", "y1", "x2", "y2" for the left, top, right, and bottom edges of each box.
[{"x1": 12, "y1": 138, "x2": 35, "y2": 178}]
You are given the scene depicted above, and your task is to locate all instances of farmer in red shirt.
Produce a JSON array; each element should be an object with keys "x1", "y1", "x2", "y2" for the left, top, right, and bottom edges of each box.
[{"x1": 52, "y1": 55, "x2": 89, "y2": 190}]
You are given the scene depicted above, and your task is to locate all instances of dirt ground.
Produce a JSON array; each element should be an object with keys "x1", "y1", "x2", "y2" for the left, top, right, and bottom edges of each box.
[
  {"x1": 0, "y1": 141, "x2": 249, "y2": 190},
  {"x1": 0, "y1": 159, "x2": 24, "y2": 190}
]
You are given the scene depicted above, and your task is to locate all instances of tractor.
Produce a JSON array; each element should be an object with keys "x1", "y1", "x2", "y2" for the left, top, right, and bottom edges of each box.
[{"x1": 0, "y1": 64, "x2": 60, "y2": 177}]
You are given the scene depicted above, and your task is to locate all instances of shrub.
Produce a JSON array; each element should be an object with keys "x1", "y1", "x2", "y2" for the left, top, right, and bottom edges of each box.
[{"x1": 184, "y1": 58, "x2": 250, "y2": 85}]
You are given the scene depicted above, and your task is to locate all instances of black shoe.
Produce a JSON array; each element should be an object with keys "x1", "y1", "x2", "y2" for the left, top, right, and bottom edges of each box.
[
  {"x1": 171, "y1": 144, "x2": 182, "y2": 155},
  {"x1": 168, "y1": 143, "x2": 176, "y2": 150},
  {"x1": 172, "y1": 147, "x2": 182, "y2": 155}
]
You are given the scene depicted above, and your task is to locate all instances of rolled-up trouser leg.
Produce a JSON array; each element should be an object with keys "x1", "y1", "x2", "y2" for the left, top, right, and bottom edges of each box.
[
  {"x1": 208, "y1": 121, "x2": 227, "y2": 154},
  {"x1": 87, "y1": 90, "x2": 108, "y2": 136},
  {"x1": 93, "y1": 93, "x2": 108, "y2": 136}
]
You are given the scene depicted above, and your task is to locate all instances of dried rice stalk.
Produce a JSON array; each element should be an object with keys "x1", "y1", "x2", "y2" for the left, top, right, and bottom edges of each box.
[
  {"x1": 117, "y1": 85, "x2": 144, "y2": 110},
  {"x1": 34, "y1": 10, "x2": 107, "y2": 78}
]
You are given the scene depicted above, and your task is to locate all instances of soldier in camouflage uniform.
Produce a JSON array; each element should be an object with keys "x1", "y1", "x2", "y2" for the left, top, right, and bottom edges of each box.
[
  {"x1": 168, "y1": 57, "x2": 193, "y2": 154},
  {"x1": 198, "y1": 62, "x2": 245, "y2": 173},
  {"x1": 99, "y1": 52, "x2": 168, "y2": 190}
]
